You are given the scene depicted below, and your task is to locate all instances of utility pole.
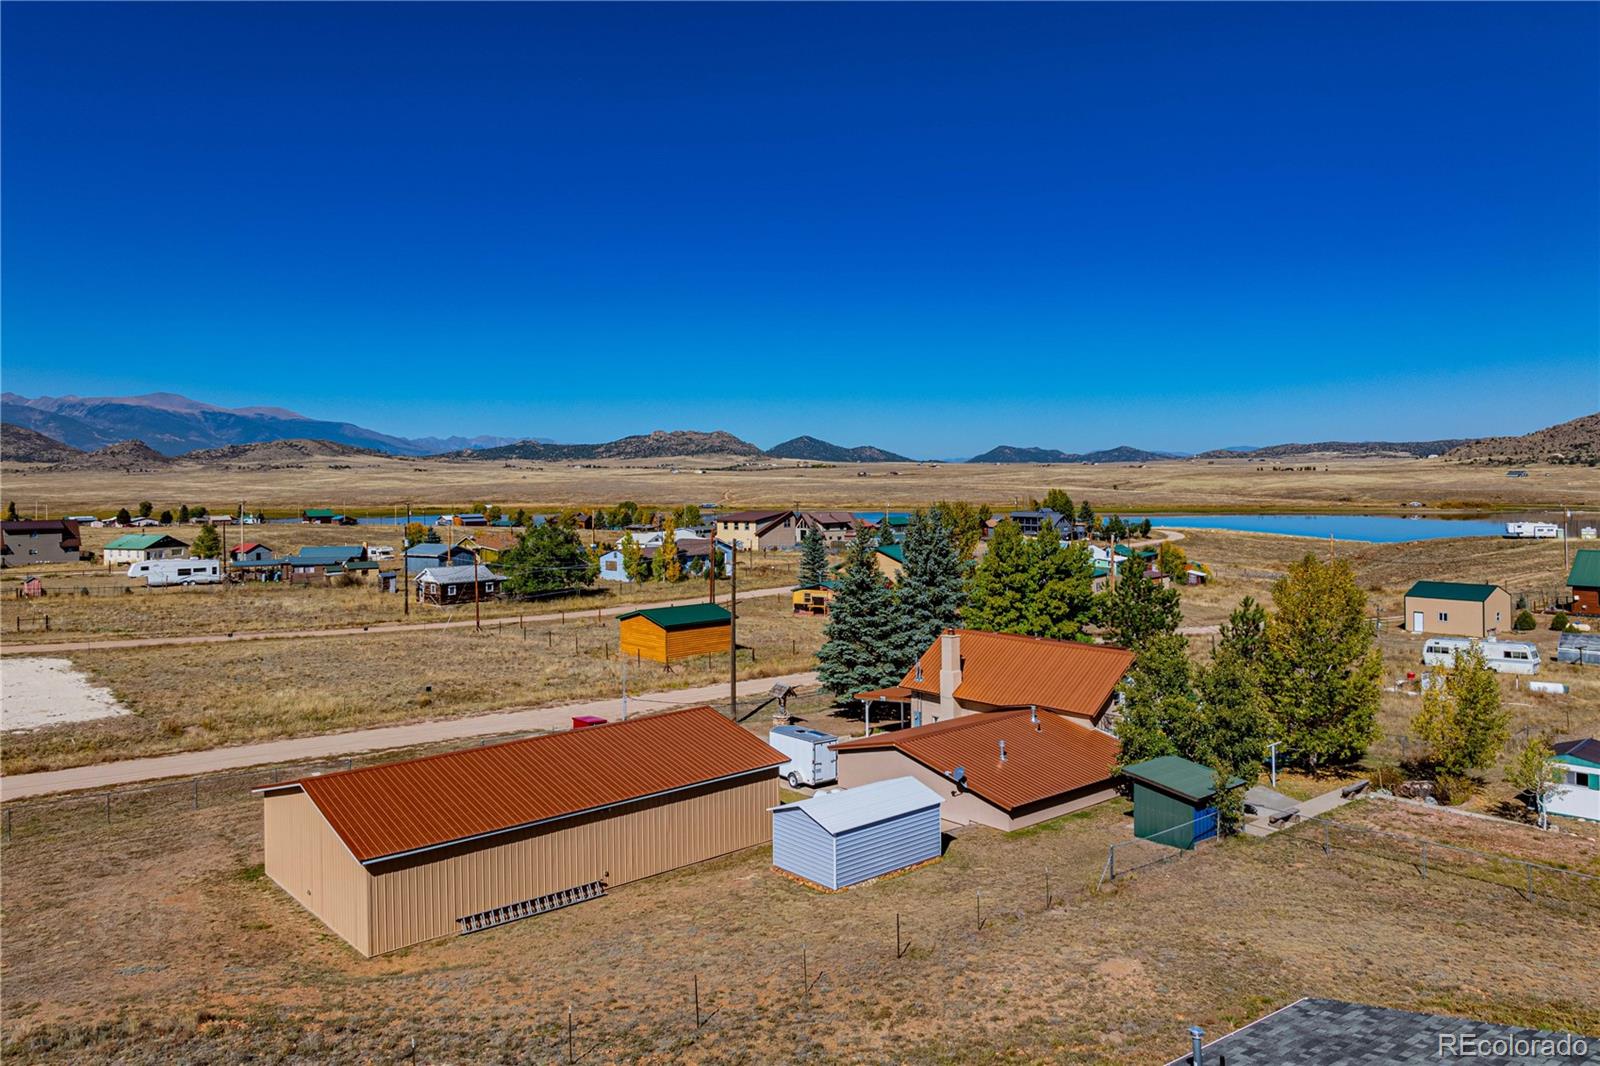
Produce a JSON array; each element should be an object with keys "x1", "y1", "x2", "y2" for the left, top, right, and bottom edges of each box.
[
  {"x1": 708, "y1": 528, "x2": 717, "y2": 604},
  {"x1": 622, "y1": 653, "x2": 629, "y2": 720},
  {"x1": 728, "y1": 545, "x2": 738, "y2": 721},
  {"x1": 1267, "y1": 741, "x2": 1281, "y2": 788},
  {"x1": 403, "y1": 502, "x2": 411, "y2": 617},
  {"x1": 470, "y1": 545, "x2": 482, "y2": 631}
]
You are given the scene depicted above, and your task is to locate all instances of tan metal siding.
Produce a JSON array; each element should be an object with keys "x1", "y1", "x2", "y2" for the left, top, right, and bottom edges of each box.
[
  {"x1": 263, "y1": 790, "x2": 372, "y2": 956},
  {"x1": 365, "y1": 772, "x2": 775, "y2": 955},
  {"x1": 1405, "y1": 590, "x2": 1515, "y2": 638}
]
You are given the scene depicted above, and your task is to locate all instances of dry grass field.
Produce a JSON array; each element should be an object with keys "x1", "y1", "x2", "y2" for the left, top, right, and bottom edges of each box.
[
  {"x1": 1, "y1": 786, "x2": 1594, "y2": 1065},
  {"x1": 4, "y1": 451, "x2": 1596, "y2": 516},
  {"x1": 1, "y1": 595, "x2": 825, "y2": 775}
]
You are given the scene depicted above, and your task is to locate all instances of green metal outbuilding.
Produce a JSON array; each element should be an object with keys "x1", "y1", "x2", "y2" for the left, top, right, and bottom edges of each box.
[{"x1": 1122, "y1": 755, "x2": 1245, "y2": 849}]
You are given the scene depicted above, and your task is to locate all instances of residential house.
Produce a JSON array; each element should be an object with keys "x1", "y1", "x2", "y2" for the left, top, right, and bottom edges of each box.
[
  {"x1": 831, "y1": 709, "x2": 1121, "y2": 831},
  {"x1": 404, "y1": 541, "x2": 477, "y2": 574},
  {"x1": 873, "y1": 543, "x2": 905, "y2": 583},
  {"x1": 0, "y1": 519, "x2": 82, "y2": 567},
  {"x1": 281, "y1": 545, "x2": 368, "y2": 584},
  {"x1": 103, "y1": 533, "x2": 188, "y2": 568},
  {"x1": 439, "y1": 513, "x2": 489, "y2": 527},
  {"x1": 230, "y1": 542, "x2": 275, "y2": 564},
  {"x1": 600, "y1": 539, "x2": 730, "y2": 583},
  {"x1": 1567, "y1": 549, "x2": 1600, "y2": 616},
  {"x1": 714, "y1": 509, "x2": 796, "y2": 552},
  {"x1": 796, "y1": 511, "x2": 860, "y2": 545},
  {"x1": 302, "y1": 508, "x2": 357, "y2": 525},
  {"x1": 231, "y1": 557, "x2": 286, "y2": 582},
  {"x1": 1547, "y1": 739, "x2": 1600, "y2": 823},
  {"x1": 792, "y1": 581, "x2": 838, "y2": 615},
  {"x1": 414, "y1": 564, "x2": 503, "y2": 605},
  {"x1": 1403, "y1": 581, "x2": 1514, "y2": 637},
  {"x1": 854, "y1": 628, "x2": 1135, "y2": 728},
  {"x1": 1008, "y1": 509, "x2": 1074, "y2": 539},
  {"x1": 456, "y1": 529, "x2": 520, "y2": 562}
]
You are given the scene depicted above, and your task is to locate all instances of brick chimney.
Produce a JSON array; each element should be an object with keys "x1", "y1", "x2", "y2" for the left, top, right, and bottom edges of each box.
[{"x1": 938, "y1": 629, "x2": 962, "y2": 715}]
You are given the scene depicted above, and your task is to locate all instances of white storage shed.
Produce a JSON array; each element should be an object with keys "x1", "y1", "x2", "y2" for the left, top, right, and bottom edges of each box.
[{"x1": 770, "y1": 777, "x2": 942, "y2": 890}]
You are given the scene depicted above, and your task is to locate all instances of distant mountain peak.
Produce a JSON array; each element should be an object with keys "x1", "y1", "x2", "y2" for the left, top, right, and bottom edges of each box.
[
  {"x1": 967, "y1": 444, "x2": 1181, "y2": 464},
  {"x1": 765, "y1": 435, "x2": 911, "y2": 463}
]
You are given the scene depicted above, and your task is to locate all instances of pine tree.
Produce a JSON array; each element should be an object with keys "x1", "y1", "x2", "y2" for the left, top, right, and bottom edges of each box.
[
  {"x1": 158, "y1": 510, "x2": 174, "y2": 525},
  {"x1": 618, "y1": 531, "x2": 645, "y2": 583},
  {"x1": 1193, "y1": 646, "x2": 1270, "y2": 776},
  {"x1": 115, "y1": 507, "x2": 132, "y2": 525},
  {"x1": 1113, "y1": 632, "x2": 1197, "y2": 772},
  {"x1": 1026, "y1": 536, "x2": 1096, "y2": 641},
  {"x1": 138, "y1": 501, "x2": 154, "y2": 518},
  {"x1": 876, "y1": 518, "x2": 898, "y2": 548},
  {"x1": 1413, "y1": 647, "x2": 1508, "y2": 776},
  {"x1": 500, "y1": 523, "x2": 597, "y2": 596},
  {"x1": 191, "y1": 523, "x2": 222, "y2": 558},
  {"x1": 798, "y1": 528, "x2": 829, "y2": 588},
  {"x1": 1098, "y1": 565, "x2": 1182, "y2": 651},
  {"x1": 1260, "y1": 554, "x2": 1382, "y2": 770},
  {"x1": 896, "y1": 509, "x2": 968, "y2": 656},
  {"x1": 658, "y1": 514, "x2": 682, "y2": 582},
  {"x1": 962, "y1": 520, "x2": 1034, "y2": 634},
  {"x1": 1218, "y1": 596, "x2": 1268, "y2": 667},
  {"x1": 178, "y1": 504, "x2": 191, "y2": 524},
  {"x1": 1077, "y1": 499, "x2": 1095, "y2": 534},
  {"x1": 817, "y1": 534, "x2": 905, "y2": 699},
  {"x1": 4, "y1": 501, "x2": 18, "y2": 522}
]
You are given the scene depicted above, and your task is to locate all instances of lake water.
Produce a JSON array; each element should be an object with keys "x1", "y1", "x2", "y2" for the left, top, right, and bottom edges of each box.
[{"x1": 1143, "y1": 513, "x2": 1508, "y2": 543}]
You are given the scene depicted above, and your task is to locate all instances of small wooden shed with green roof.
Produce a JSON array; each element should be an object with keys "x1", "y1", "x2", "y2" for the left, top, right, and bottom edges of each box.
[
  {"x1": 1567, "y1": 549, "x2": 1600, "y2": 616},
  {"x1": 617, "y1": 603, "x2": 732, "y2": 663},
  {"x1": 1403, "y1": 580, "x2": 1512, "y2": 638},
  {"x1": 1121, "y1": 755, "x2": 1245, "y2": 849}
]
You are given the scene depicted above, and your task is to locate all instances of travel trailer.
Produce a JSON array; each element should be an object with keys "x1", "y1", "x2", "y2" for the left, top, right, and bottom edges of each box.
[
  {"x1": 1504, "y1": 521, "x2": 1561, "y2": 539},
  {"x1": 1421, "y1": 637, "x2": 1541, "y2": 675},
  {"x1": 129, "y1": 558, "x2": 223, "y2": 587}
]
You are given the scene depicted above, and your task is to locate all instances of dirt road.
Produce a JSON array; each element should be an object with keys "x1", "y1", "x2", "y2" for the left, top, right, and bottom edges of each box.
[
  {"x1": 0, "y1": 585, "x2": 792, "y2": 656},
  {"x1": 0, "y1": 671, "x2": 820, "y2": 800}
]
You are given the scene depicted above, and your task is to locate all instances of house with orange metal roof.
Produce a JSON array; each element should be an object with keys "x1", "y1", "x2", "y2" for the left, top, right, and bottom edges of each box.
[
  {"x1": 831, "y1": 708, "x2": 1121, "y2": 831},
  {"x1": 253, "y1": 706, "x2": 784, "y2": 956},
  {"x1": 855, "y1": 628, "x2": 1134, "y2": 728}
]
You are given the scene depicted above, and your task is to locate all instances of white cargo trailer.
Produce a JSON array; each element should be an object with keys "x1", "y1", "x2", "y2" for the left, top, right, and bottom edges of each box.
[
  {"x1": 1504, "y1": 522, "x2": 1561, "y2": 539},
  {"x1": 768, "y1": 725, "x2": 839, "y2": 788},
  {"x1": 1421, "y1": 637, "x2": 1541, "y2": 675},
  {"x1": 129, "y1": 557, "x2": 223, "y2": 586}
]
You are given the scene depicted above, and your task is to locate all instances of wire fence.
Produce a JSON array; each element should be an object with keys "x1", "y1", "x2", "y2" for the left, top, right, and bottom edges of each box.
[
  {"x1": 1285, "y1": 814, "x2": 1600, "y2": 912},
  {"x1": 1100, "y1": 818, "x2": 1217, "y2": 884}
]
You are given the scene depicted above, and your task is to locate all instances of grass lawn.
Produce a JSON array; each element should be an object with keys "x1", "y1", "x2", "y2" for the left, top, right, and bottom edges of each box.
[{"x1": 0, "y1": 790, "x2": 1593, "y2": 1064}]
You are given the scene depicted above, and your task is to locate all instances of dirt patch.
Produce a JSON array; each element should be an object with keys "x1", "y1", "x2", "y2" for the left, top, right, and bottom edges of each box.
[{"x1": 2, "y1": 658, "x2": 130, "y2": 730}]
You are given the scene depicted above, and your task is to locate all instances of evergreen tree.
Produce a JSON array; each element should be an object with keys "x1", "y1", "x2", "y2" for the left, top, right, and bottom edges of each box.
[
  {"x1": 1139, "y1": 518, "x2": 1152, "y2": 538},
  {"x1": 658, "y1": 514, "x2": 682, "y2": 582},
  {"x1": 138, "y1": 500, "x2": 153, "y2": 518},
  {"x1": 1043, "y1": 488, "x2": 1073, "y2": 515},
  {"x1": 4, "y1": 501, "x2": 17, "y2": 521},
  {"x1": 798, "y1": 528, "x2": 829, "y2": 588},
  {"x1": 1098, "y1": 565, "x2": 1182, "y2": 651},
  {"x1": 896, "y1": 509, "x2": 968, "y2": 655},
  {"x1": 178, "y1": 504, "x2": 191, "y2": 524},
  {"x1": 115, "y1": 507, "x2": 132, "y2": 525},
  {"x1": 1260, "y1": 554, "x2": 1382, "y2": 770},
  {"x1": 1218, "y1": 596, "x2": 1268, "y2": 668},
  {"x1": 486, "y1": 504, "x2": 503, "y2": 523},
  {"x1": 424, "y1": 525, "x2": 441, "y2": 544},
  {"x1": 1026, "y1": 536, "x2": 1096, "y2": 641},
  {"x1": 817, "y1": 534, "x2": 907, "y2": 699},
  {"x1": 1192, "y1": 646, "x2": 1271, "y2": 776},
  {"x1": 876, "y1": 517, "x2": 898, "y2": 548},
  {"x1": 963, "y1": 520, "x2": 1034, "y2": 634},
  {"x1": 618, "y1": 531, "x2": 645, "y2": 583},
  {"x1": 1413, "y1": 647, "x2": 1508, "y2": 776},
  {"x1": 1113, "y1": 632, "x2": 1197, "y2": 772},
  {"x1": 190, "y1": 523, "x2": 222, "y2": 558},
  {"x1": 158, "y1": 510, "x2": 174, "y2": 525},
  {"x1": 1077, "y1": 499, "x2": 1095, "y2": 533},
  {"x1": 499, "y1": 522, "x2": 597, "y2": 596}
]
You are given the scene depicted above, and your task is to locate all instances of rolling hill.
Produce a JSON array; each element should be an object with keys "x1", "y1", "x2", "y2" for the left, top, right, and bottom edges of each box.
[
  {"x1": 967, "y1": 444, "x2": 1182, "y2": 464},
  {"x1": 1, "y1": 424, "x2": 85, "y2": 464},
  {"x1": 465, "y1": 429, "x2": 764, "y2": 462},
  {"x1": 764, "y1": 436, "x2": 911, "y2": 463},
  {"x1": 1442, "y1": 412, "x2": 1600, "y2": 465},
  {"x1": 1194, "y1": 438, "x2": 1473, "y2": 460}
]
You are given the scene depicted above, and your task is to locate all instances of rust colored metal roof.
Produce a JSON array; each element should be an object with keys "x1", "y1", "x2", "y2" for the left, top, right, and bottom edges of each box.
[
  {"x1": 899, "y1": 629, "x2": 1133, "y2": 718},
  {"x1": 855, "y1": 686, "x2": 914, "y2": 702},
  {"x1": 261, "y1": 706, "x2": 784, "y2": 864},
  {"x1": 833, "y1": 710, "x2": 1120, "y2": 811}
]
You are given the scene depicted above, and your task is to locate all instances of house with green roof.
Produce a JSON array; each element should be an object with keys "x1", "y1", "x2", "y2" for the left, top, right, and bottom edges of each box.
[
  {"x1": 1403, "y1": 580, "x2": 1512, "y2": 638},
  {"x1": 1567, "y1": 548, "x2": 1600, "y2": 616},
  {"x1": 103, "y1": 533, "x2": 189, "y2": 567},
  {"x1": 1547, "y1": 739, "x2": 1600, "y2": 823}
]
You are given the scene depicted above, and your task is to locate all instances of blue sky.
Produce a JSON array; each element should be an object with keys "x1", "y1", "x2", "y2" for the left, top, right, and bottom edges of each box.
[{"x1": 3, "y1": 3, "x2": 1596, "y2": 455}]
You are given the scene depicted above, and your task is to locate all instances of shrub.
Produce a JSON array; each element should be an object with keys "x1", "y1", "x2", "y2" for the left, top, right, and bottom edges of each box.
[
  {"x1": 1550, "y1": 612, "x2": 1570, "y2": 632},
  {"x1": 1512, "y1": 610, "x2": 1537, "y2": 631}
]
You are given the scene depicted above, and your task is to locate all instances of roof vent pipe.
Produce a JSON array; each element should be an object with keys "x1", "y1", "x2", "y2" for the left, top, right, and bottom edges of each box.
[
  {"x1": 1031, "y1": 706, "x2": 1040, "y2": 730},
  {"x1": 998, "y1": 739, "x2": 1007, "y2": 763},
  {"x1": 915, "y1": 663, "x2": 923, "y2": 682},
  {"x1": 1189, "y1": 1026, "x2": 1205, "y2": 1066}
]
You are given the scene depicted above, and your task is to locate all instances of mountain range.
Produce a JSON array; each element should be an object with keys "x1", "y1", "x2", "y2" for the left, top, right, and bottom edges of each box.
[
  {"x1": 0, "y1": 393, "x2": 526, "y2": 457},
  {"x1": 764, "y1": 436, "x2": 912, "y2": 463},
  {"x1": 967, "y1": 444, "x2": 1184, "y2": 464}
]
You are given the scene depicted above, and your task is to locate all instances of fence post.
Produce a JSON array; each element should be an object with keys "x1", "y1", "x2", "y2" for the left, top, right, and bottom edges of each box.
[
  {"x1": 193, "y1": 779, "x2": 200, "y2": 810},
  {"x1": 1322, "y1": 822, "x2": 1331, "y2": 855},
  {"x1": 1044, "y1": 866, "x2": 1051, "y2": 910},
  {"x1": 1107, "y1": 843, "x2": 1115, "y2": 882}
]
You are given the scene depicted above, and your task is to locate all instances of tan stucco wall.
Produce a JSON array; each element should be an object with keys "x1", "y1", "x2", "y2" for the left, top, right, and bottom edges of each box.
[
  {"x1": 263, "y1": 789, "x2": 372, "y2": 956},
  {"x1": 1404, "y1": 589, "x2": 1512, "y2": 637}
]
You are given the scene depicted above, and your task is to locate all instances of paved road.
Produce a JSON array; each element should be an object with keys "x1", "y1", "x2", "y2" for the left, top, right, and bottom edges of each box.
[
  {"x1": 0, "y1": 671, "x2": 821, "y2": 800},
  {"x1": 0, "y1": 585, "x2": 792, "y2": 656}
]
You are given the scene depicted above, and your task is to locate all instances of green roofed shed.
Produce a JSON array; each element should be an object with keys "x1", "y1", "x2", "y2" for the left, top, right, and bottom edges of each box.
[
  {"x1": 1568, "y1": 549, "x2": 1600, "y2": 589},
  {"x1": 615, "y1": 603, "x2": 731, "y2": 629},
  {"x1": 617, "y1": 603, "x2": 731, "y2": 663},
  {"x1": 1404, "y1": 580, "x2": 1499, "y2": 603},
  {"x1": 1121, "y1": 755, "x2": 1245, "y2": 850}
]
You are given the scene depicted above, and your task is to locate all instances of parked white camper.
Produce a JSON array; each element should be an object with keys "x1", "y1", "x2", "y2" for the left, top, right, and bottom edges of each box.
[
  {"x1": 1504, "y1": 521, "x2": 1561, "y2": 539},
  {"x1": 129, "y1": 558, "x2": 223, "y2": 587},
  {"x1": 1421, "y1": 636, "x2": 1541, "y2": 675},
  {"x1": 768, "y1": 725, "x2": 840, "y2": 788}
]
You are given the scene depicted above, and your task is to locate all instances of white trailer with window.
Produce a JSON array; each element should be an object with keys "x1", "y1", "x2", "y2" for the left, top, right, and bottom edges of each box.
[
  {"x1": 768, "y1": 725, "x2": 839, "y2": 788},
  {"x1": 129, "y1": 557, "x2": 223, "y2": 586},
  {"x1": 1421, "y1": 637, "x2": 1541, "y2": 675}
]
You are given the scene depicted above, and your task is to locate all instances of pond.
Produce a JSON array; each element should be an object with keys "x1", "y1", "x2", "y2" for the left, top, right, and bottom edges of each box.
[{"x1": 1142, "y1": 513, "x2": 1511, "y2": 543}]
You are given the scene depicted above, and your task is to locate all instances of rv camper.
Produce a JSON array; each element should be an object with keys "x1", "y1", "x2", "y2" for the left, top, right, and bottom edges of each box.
[
  {"x1": 129, "y1": 558, "x2": 223, "y2": 587},
  {"x1": 1421, "y1": 636, "x2": 1541, "y2": 675}
]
